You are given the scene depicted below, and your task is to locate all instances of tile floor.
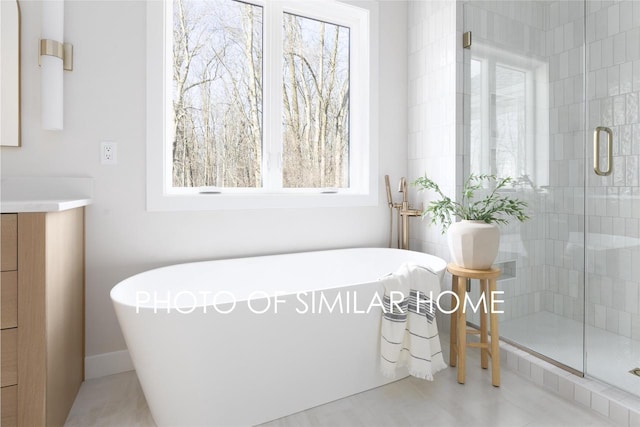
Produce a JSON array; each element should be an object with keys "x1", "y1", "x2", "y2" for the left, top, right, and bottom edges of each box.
[
  {"x1": 500, "y1": 312, "x2": 640, "y2": 397},
  {"x1": 65, "y1": 338, "x2": 618, "y2": 427}
]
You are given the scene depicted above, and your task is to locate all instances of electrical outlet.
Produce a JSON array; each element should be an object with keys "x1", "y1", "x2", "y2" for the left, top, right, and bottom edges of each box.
[{"x1": 101, "y1": 141, "x2": 117, "y2": 165}]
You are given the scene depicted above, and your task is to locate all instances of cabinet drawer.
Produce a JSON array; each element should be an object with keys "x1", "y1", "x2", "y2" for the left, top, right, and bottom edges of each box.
[
  {"x1": 1, "y1": 328, "x2": 17, "y2": 387},
  {"x1": 1, "y1": 385, "x2": 17, "y2": 427},
  {"x1": 1, "y1": 271, "x2": 17, "y2": 329},
  {"x1": 1, "y1": 214, "x2": 17, "y2": 271}
]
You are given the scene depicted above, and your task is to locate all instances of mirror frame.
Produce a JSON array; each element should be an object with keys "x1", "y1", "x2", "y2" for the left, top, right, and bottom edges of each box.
[{"x1": 1, "y1": 0, "x2": 21, "y2": 147}]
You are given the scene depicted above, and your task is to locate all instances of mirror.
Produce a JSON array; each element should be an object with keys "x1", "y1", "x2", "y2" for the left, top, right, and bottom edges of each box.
[{"x1": 1, "y1": 0, "x2": 21, "y2": 147}]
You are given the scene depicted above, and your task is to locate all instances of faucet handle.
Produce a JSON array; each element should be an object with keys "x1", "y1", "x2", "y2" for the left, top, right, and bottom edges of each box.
[{"x1": 404, "y1": 203, "x2": 423, "y2": 216}]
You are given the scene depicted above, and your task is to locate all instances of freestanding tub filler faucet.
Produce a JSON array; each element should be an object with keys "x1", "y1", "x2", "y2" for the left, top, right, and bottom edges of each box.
[{"x1": 385, "y1": 175, "x2": 423, "y2": 250}]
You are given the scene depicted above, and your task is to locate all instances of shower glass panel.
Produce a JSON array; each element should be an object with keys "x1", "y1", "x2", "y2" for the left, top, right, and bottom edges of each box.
[
  {"x1": 584, "y1": 1, "x2": 640, "y2": 397},
  {"x1": 464, "y1": 1, "x2": 640, "y2": 398},
  {"x1": 463, "y1": 1, "x2": 586, "y2": 373}
]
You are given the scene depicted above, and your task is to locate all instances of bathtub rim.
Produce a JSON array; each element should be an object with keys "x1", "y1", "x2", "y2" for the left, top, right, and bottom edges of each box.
[{"x1": 110, "y1": 247, "x2": 447, "y2": 310}]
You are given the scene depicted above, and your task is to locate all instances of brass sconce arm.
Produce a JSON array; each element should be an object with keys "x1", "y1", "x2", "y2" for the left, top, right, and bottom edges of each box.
[{"x1": 39, "y1": 39, "x2": 73, "y2": 71}]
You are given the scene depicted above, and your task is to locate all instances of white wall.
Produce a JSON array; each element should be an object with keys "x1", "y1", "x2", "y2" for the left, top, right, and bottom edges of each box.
[{"x1": 1, "y1": 0, "x2": 408, "y2": 363}]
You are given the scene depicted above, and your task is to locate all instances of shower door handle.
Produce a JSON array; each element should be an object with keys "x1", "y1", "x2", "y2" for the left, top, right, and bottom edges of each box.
[{"x1": 593, "y1": 126, "x2": 613, "y2": 176}]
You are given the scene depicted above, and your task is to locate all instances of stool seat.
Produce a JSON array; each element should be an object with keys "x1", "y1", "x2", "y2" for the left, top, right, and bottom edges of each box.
[
  {"x1": 447, "y1": 263, "x2": 501, "y2": 387},
  {"x1": 447, "y1": 264, "x2": 501, "y2": 280}
]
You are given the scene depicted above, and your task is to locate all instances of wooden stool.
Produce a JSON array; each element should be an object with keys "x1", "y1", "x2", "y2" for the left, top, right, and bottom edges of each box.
[{"x1": 447, "y1": 263, "x2": 501, "y2": 386}]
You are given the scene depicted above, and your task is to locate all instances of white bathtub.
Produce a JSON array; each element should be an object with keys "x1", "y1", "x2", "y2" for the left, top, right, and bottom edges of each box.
[{"x1": 111, "y1": 248, "x2": 447, "y2": 426}]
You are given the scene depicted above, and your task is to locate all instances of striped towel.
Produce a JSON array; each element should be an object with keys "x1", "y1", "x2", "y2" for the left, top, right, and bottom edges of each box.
[{"x1": 379, "y1": 263, "x2": 447, "y2": 380}]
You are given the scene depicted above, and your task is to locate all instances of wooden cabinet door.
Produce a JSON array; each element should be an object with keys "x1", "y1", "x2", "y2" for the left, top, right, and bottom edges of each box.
[{"x1": 1, "y1": 214, "x2": 17, "y2": 271}]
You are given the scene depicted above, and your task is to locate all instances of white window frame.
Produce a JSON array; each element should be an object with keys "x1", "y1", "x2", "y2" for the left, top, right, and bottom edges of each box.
[
  {"x1": 469, "y1": 43, "x2": 549, "y2": 189},
  {"x1": 146, "y1": 0, "x2": 377, "y2": 211}
]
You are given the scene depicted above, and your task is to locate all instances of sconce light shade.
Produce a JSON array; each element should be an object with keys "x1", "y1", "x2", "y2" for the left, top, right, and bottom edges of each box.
[{"x1": 41, "y1": 0, "x2": 64, "y2": 130}]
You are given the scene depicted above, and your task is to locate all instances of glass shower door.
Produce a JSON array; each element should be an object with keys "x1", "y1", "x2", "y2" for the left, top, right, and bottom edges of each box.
[
  {"x1": 463, "y1": 0, "x2": 586, "y2": 373},
  {"x1": 584, "y1": 0, "x2": 640, "y2": 397},
  {"x1": 464, "y1": 0, "x2": 640, "y2": 399}
]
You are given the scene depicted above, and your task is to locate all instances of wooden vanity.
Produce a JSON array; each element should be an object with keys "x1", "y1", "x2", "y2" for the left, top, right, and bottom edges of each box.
[{"x1": 1, "y1": 207, "x2": 86, "y2": 426}]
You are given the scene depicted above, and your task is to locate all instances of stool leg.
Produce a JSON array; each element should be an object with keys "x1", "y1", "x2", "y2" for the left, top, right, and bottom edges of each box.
[
  {"x1": 456, "y1": 276, "x2": 467, "y2": 384},
  {"x1": 489, "y1": 278, "x2": 500, "y2": 386},
  {"x1": 480, "y1": 279, "x2": 488, "y2": 369},
  {"x1": 450, "y1": 274, "x2": 457, "y2": 367}
]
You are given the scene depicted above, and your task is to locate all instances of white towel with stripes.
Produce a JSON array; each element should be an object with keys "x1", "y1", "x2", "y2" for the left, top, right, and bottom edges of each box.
[{"x1": 379, "y1": 263, "x2": 447, "y2": 380}]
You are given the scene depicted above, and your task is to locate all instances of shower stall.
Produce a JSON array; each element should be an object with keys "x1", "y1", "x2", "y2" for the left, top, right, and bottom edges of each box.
[{"x1": 462, "y1": 1, "x2": 640, "y2": 397}]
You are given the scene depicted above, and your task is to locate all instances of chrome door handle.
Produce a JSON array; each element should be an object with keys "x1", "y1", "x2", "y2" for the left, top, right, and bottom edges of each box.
[{"x1": 593, "y1": 126, "x2": 613, "y2": 176}]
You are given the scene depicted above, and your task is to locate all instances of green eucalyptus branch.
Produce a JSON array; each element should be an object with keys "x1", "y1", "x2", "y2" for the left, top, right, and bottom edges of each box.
[{"x1": 412, "y1": 173, "x2": 530, "y2": 234}]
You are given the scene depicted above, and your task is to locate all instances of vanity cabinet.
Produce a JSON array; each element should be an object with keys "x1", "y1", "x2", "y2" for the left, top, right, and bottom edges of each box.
[
  {"x1": 0, "y1": 208, "x2": 85, "y2": 427},
  {"x1": 1, "y1": 214, "x2": 18, "y2": 426}
]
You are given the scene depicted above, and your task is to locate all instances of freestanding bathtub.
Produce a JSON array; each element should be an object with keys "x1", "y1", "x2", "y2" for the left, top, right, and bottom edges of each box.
[{"x1": 111, "y1": 248, "x2": 447, "y2": 426}]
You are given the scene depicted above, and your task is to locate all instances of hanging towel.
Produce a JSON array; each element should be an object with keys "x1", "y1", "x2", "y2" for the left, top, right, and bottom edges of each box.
[{"x1": 379, "y1": 263, "x2": 447, "y2": 380}]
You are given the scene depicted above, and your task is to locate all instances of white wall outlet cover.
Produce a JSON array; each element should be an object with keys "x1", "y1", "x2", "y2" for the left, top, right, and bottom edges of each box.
[{"x1": 101, "y1": 141, "x2": 118, "y2": 165}]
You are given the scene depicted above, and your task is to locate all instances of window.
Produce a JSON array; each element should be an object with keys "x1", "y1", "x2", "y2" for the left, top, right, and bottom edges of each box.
[
  {"x1": 468, "y1": 46, "x2": 549, "y2": 190},
  {"x1": 172, "y1": 0, "x2": 263, "y2": 189},
  {"x1": 147, "y1": 0, "x2": 374, "y2": 210},
  {"x1": 282, "y1": 13, "x2": 350, "y2": 189}
]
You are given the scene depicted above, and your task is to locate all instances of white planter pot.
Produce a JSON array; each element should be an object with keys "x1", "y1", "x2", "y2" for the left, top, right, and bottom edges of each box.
[{"x1": 447, "y1": 220, "x2": 500, "y2": 270}]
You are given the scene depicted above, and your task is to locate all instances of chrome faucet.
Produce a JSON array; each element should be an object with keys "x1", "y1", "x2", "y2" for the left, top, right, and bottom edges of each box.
[{"x1": 385, "y1": 175, "x2": 423, "y2": 250}]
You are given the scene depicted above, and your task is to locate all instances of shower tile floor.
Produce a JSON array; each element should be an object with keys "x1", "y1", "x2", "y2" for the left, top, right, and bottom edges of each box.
[
  {"x1": 64, "y1": 336, "x2": 617, "y2": 426},
  {"x1": 500, "y1": 311, "x2": 640, "y2": 397}
]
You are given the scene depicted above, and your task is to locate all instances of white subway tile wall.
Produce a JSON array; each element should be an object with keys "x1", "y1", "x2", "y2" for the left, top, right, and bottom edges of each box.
[
  {"x1": 544, "y1": 0, "x2": 587, "y2": 328},
  {"x1": 461, "y1": 0, "x2": 553, "y2": 324},
  {"x1": 407, "y1": 0, "x2": 460, "y2": 265}
]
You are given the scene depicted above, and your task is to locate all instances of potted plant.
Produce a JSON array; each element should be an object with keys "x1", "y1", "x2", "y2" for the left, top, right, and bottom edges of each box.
[{"x1": 413, "y1": 173, "x2": 529, "y2": 269}]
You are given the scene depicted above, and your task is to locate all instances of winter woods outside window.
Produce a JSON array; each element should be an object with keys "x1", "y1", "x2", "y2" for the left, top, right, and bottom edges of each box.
[
  {"x1": 172, "y1": 0, "x2": 351, "y2": 189},
  {"x1": 282, "y1": 13, "x2": 350, "y2": 188}
]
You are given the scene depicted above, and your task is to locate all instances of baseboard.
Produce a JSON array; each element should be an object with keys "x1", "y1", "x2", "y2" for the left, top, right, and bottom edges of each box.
[{"x1": 85, "y1": 349, "x2": 134, "y2": 380}]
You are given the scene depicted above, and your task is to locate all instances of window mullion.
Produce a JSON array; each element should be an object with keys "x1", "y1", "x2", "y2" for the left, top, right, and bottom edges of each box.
[{"x1": 263, "y1": 0, "x2": 284, "y2": 191}]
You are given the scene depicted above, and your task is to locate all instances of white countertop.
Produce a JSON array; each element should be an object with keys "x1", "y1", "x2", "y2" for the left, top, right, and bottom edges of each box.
[
  {"x1": 1, "y1": 176, "x2": 93, "y2": 213},
  {"x1": 1, "y1": 198, "x2": 92, "y2": 213}
]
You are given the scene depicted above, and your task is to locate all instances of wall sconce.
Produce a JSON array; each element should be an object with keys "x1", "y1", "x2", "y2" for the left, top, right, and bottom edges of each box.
[{"x1": 39, "y1": 0, "x2": 73, "y2": 130}]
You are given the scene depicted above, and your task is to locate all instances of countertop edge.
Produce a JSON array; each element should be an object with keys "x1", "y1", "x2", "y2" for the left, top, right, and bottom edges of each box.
[{"x1": 0, "y1": 198, "x2": 93, "y2": 213}]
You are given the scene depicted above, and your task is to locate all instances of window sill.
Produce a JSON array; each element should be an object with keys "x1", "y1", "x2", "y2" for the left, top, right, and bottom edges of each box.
[{"x1": 146, "y1": 191, "x2": 378, "y2": 211}]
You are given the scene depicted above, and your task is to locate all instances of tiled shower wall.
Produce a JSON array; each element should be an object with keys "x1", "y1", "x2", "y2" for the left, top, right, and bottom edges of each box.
[
  {"x1": 407, "y1": 0, "x2": 461, "y2": 263},
  {"x1": 584, "y1": 0, "x2": 640, "y2": 340},
  {"x1": 461, "y1": 1, "x2": 550, "y2": 323},
  {"x1": 408, "y1": 0, "x2": 551, "y2": 321},
  {"x1": 542, "y1": 1, "x2": 586, "y2": 324}
]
